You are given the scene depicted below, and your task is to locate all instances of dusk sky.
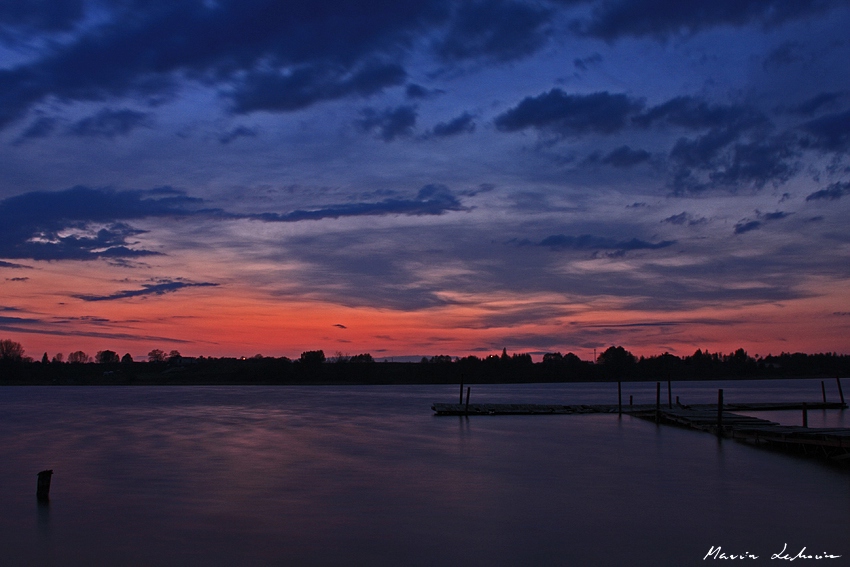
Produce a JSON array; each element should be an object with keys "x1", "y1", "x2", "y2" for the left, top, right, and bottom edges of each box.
[{"x1": 1, "y1": 0, "x2": 849, "y2": 361}]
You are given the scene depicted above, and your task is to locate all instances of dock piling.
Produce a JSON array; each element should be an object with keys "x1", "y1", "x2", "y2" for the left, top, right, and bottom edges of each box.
[
  {"x1": 667, "y1": 380, "x2": 672, "y2": 409},
  {"x1": 655, "y1": 382, "x2": 661, "y2": 423},
  {"x1": 37, "y1": 470, "x2": 53, "y2": 502},
  {"x1": 459, "y1": 382, "x2": 464, "y2": 404},
  {"x1": 822, "y1": 381, "x2": 827, "y2": 403},
  {"x1": 837, "y1": 377, "x2": 845, "y2": 405},
  {"x1": 464, "y1": 387, "x2": 470, "y2": 415},
  {"x1": 717, "y1": 389, "x2": 724, "y2": 437},
  {"x1": 618, "y1": 381, "x2": 622, "y2": 415},
  {"x1": 629, "y1": 395, "x2": 633, "y2": 407},
  {"x1": 802, "y1": 402, "x2": 808, "y2": 428}
]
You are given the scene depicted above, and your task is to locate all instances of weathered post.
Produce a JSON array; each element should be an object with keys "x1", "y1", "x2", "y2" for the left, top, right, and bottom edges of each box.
[
  {"x1": 629, "y1": 395, "x2": 633, "y2": 407},
  {"x1": 837, "y1": 377, "x2": 845, "y2": 405},
  {"x1": 717, "y1": 389, "x2": 724, "y2": 438},
  {"x1": 655, "y1": 382, "x2": 661, "y2": 423},
  {"x1": 464, "y1": 387, "x2": 470, "y2": 415},
  {"x1": 821, "y1": 381, "x2": 827, "y2": 404},
  {"x1": 676, "y1": 395, "x2": 680, "y2": 406},
  {"x1": 667, "y1": 380, "x2": 672, "y2": 409},
  {"x1": 459, "y1": 382, "x2": 464, "y2": 404},
  {"x1": 802, "y1": 402, "x2": 808, "y2": 428},
  {"x1": 618, "y1": 381, "x2": 622, "y2": 415},
  {"x1": 37, "y1": 470, "x2": 53, "y2": 502}
]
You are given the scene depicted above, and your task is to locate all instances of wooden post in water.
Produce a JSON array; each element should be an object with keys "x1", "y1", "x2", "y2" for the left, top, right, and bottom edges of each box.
[
  {"x1": 822, "y1": 381, "x2": 827, "y2": 403},
  {"x1": 459, "y1": 382, "x2": 464, "y2": 404},
  {"x1": 802, "y1": 402, "x2": 808, "y2": 428},
  {"x1": 618, "y1": 381, "x2": 622, "y2": 415},
  {"x1": 37, "y1": 470, "x2": 53, "y2": 502},
  {"x1": 464, "y1": 387, "x2": 470, "y2": 415},
  {"x1": 629, "y1": 395, "x2": 633, "y2": 407},
  {"x1": 667, "y1": 380, "x2": 672, "y2": 409},
  {"x1": 655, "y1": 382, "x2": 661, "y2": 423},
  {"x1": 676, "y1": 395, "x2": 680, "y2": 406},
  {"x1": 837, "y1": 377, "x2": 845, "y2": 405},
  {"x1": 716, "y1": 389, "x2": 724, "y2": 438}
]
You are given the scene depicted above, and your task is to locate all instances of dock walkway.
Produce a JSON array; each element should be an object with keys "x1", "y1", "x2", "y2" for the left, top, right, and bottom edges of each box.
[{"x1": 432, "y1": 400, "x2": 850, "y2": 463}]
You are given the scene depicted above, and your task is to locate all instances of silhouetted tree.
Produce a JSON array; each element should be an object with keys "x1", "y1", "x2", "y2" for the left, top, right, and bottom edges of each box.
[
  {"x1": 67, "y1": 351, "x2": 91, "y2": 364},
  {"x1": 95, "y1": 350, "x2": 120, "y2": 364},
  {"x1": 349, "y1": 353, "x2": 374, "y2": 363},
  {"x1": 299, "y1": 350, "x2": 325, "y2": 365},
  {"x1": 41, "y1": 352, "x2": 49, "y2": 364},
  {"x1": 542, "y1": 352, "x2": 564, "y2": 364},
  {"x1": 148, "y1": 349, "x2": 166, "y2": 363},
  {"x1": 52, "y1": 353, "x2": 64, "y2": 363},
  {"x1": 121, "y1": 353, "x2": 134, "y2": 364},
  {"x1": 597, "y1": 346, "x2": 636, "y2": 379},
  {"x1": 0, "y1": 339, "x2": 25, "y2": 362},
  {"x1": 167, "y1": 350, "x2": 182, "y2": 363}
]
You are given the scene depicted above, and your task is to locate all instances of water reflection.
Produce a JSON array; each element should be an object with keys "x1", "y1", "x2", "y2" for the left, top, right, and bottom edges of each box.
[{"x1": 0, "y1": 383, "x2": 847, "y2": 566}]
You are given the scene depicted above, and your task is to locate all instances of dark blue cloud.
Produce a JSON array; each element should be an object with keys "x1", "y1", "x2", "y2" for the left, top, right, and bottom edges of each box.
[
  {"x1": 252, "y1": 184, "x2": 464, "y2": 221},
  {"x1": 356, "y1": 105, "x2": 417, "y2": 141},
  {"x1": 68, "y1": 108, "x2": 153, "y2": 138},
  {"x1": 805, "y1": 181, "x2": 850, "y2": 201},
  {"x1": 494, "y1": 89, "x2": 644, "y2": 136},
  {"x1": 0, "y1": 0, "x2": 447, "y2": 128},
  {"x1": 230, "y1": 62, "x2": 407, "y2": 113},
  {"x1": 0, "y1": 0, "x2": 85, "y2": 34},
  {"x1": 573, "y1": 53, "x2": 603, "y2": 71},
  {"x1": 218, "y1": 125, "x2": 257, "y2": 144},
  {"x1": 435, "y1": 0, "x2": 552, "y2": 64},
  {"x1": 601, "y1": 145, "x2": 651, "y2": 167},
  {"x1": 0, "y1": 183, "x2": 467, "y2": 261},
  {"x1": 662, "y1": 212, "x2": 707, "y2": 226},
  {"x1": 733, "y1": 210, "x2": 789, "y2": 234},
  {"x1": 534, "y1": 234, "x2": 676, "y2": 251},
  {"x1": 572, "y1": 0, "x2": 845, "y2": 40},
  {"x1": 734, "y1": 220, "x2": 761, "y2": 234},
  {"x1": 800, "y1": 110, "x2": 850, "y2": 152},
  {"x1": 0, "y1": 260, "x2": 32, "y2": 269},
  {"x1": 634, "y1": 96, "x2": 767, "y2": 131},
  {"x1": 13, "y1": 116, "x2": 59, "y2": 144},
  {"x1": 74, "y1": 280, "x2": 219, "y2": 302},
  {"x1": 0, "y1": 185, "x2": 209, "y2": 260},
  {"x1": 786, "y1": 92, "x2": 844, "y2": 116},
  {"x1": 430, "y1": 112, "x2": 475, "y2": 137},
  {"x1": 405, "y1": 83, "x2": 442, "y2": 99},
  {"x1": 645, "y1": 98, "x2": 798, "y2": 192}
]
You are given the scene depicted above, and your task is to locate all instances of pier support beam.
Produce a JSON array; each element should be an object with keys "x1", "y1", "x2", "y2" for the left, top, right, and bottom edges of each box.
[
  {"x1": 464, "y1": 387, "x2": 470, "y2": 415},
  {"x1": 667, "y1": 380, "x2": 672, "y2": 409},
  {"x1": 37, "y1": 470, "x2": 53, "y2": 502},
  {"x1": 618, "y1": 381, "x2": 622, "y2": 415},
  {"x1": 838, "y1": 377, "x2": 845, "y2": 405},
  {"x1": 802, "y1": 402, "x2": 808, "y2": 428},
  {"x1": 655, "y1": 382, "x2": 661, "y2": 423},
  {"x1": 822, "y1": 381, "x2": 827, "y2": 403}
]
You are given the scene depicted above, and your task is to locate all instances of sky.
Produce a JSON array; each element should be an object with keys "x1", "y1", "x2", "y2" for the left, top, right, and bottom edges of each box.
[{"x1": 1, "y1": 0, "x2": 849, "y2": 361}]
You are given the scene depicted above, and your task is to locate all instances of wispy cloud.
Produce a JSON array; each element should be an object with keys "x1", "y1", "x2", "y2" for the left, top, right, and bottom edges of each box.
[{"x1": 73, "y1": 280, "x2": 219, "y2": 302}]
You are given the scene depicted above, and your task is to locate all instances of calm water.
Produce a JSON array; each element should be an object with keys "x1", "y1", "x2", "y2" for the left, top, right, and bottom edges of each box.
[{"x1": 1, "y1": 380, "x2": 848, "y2": 566}]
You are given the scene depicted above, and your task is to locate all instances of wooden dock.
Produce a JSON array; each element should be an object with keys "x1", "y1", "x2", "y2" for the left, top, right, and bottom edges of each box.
[{"x1": 432, "y1": 400, "x2": 850, "y2": 464}]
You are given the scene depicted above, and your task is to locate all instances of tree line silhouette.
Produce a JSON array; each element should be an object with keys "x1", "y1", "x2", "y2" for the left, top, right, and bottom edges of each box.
[{"x1": 1, "y1": 339, "x2": 848, "y2": 385}]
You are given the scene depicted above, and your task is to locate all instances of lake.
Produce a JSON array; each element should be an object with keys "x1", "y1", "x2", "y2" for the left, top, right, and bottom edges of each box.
[{"x1": 1, "y1": 380, "x2": 848, "y2": 566}]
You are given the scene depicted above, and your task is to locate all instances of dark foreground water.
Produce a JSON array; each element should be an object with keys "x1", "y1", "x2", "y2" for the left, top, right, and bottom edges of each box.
[{"x1": 1, "y1": 380, "x2": 848, "y2": 566}]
